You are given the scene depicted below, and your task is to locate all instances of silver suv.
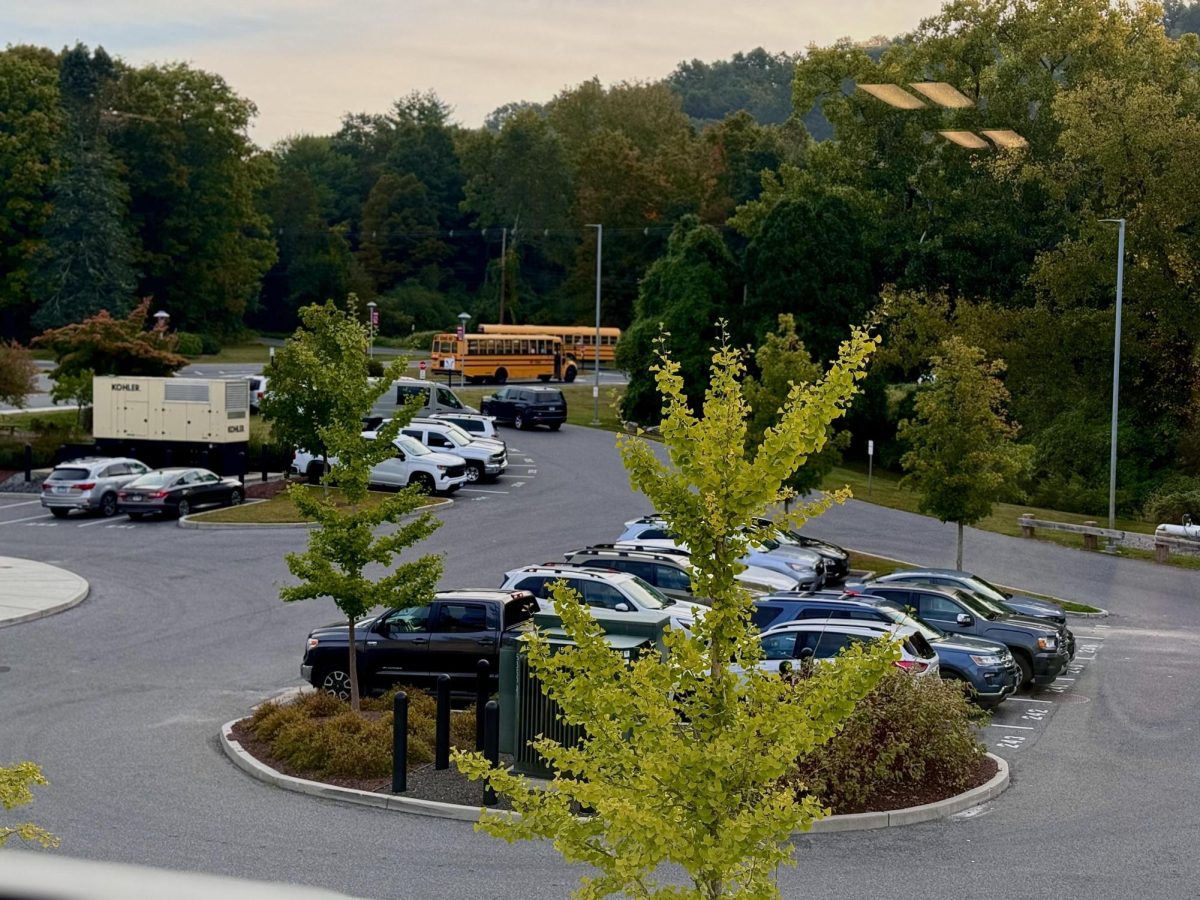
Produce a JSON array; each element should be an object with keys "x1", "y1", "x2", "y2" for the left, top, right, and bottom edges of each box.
[{"x1": 41, "y1": 457, "x2": 151, "y2": 518}]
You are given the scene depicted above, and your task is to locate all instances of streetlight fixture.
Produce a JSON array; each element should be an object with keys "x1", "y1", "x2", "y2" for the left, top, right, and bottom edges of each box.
[
  {"x1": 153, "y1": 309, "x2": 170, "y2": 329},
  {"x1": 1100, "y1": 218, "x2": 1127, "y2": 536},
  {"x1": 366, "y1": 301, "x2": 378, "y2": 358},
  {"x1": 585, "y1": 224, "x2": 603, "y2": 426}
]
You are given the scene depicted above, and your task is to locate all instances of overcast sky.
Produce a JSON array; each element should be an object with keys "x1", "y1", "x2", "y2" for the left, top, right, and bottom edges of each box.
[{"x1": 3, "y1": 1, "x2": 945, "y2": 146}]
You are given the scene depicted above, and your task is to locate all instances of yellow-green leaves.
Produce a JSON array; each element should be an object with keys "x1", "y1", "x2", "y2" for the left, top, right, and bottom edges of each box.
[
  {"x1": 0, "y1": 762, "x2": 58, "y2": 849},
  {"x1": 457, "y1": 321, "x2": 887, "y2": 898}
]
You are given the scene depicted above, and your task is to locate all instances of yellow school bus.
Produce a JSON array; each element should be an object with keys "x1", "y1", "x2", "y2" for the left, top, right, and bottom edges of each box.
[
  {"x1": 478, "y1": 324, "x2": 621, "y2": 365},
  {"x1": 430, "y1": 333, "x2": 578, "y2": 384}
]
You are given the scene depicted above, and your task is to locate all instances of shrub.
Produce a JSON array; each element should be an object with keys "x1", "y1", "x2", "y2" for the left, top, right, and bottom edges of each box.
[
  {"x1": 366, "y1": 358, "x2": 385, "y2": 378},
  {"x1": 200, "y1": 333, "x2": 223, "y2": 355},
  {"x1": 792, "y1": 670, "x2": 986, "y2": 812},
  {"x1": 1142, "y1": 475, "x2": 1200, "y2": 524},
  {"x1": 245, "y1": 686, "x2": 475, "y2": 779},
  {"x1": 174, "y1": 332, "x2": 204, "y2": 357}
]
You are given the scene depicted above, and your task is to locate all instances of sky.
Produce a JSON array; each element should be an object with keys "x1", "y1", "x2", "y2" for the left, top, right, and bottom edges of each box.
[{"x1": 3, "y1": 1, "x2": 946, "y2": 146}]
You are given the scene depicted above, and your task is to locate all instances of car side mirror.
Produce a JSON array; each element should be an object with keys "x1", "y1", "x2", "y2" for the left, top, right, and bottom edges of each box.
[
  {"x1": 956, "y1": 613, "x2": 973, "y2": 626},
  {"x1": 614, "y1": 603, "x2": 631, "y2": 612}
]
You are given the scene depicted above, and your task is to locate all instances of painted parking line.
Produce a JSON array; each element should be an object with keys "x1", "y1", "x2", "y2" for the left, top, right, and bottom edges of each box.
[
  {"x1": 0, "y1": 499, "x2": 42, "y2": 509},
  {"x1": 1006, "y1": 697, "x2": 1054, "y2": 704},
  {"x1": 457, "y1": 488, "x2": 510, "y2": 495},
  {"x1": 522, "y1": 458, "x2": 534, "y2": 463},
  {"x1": 510, "y1": 482, "x2": 525, "y2": 488},
  {"x1": 988, "y1": 724, "x2": 1035, "y2": 730},
  {"x1": 0, "y1": 513, "x2": 54, "y2": 526},
  {"x1": 76, "y1": 518, "x2": 112, "y2": 528}
]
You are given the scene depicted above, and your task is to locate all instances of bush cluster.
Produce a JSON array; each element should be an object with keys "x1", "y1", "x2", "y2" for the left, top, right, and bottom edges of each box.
[
  {"x1": 1141, "y1": 475, "x2": 1200, "y2": 525},
  {"x1": 246, "y1": 687, "x2": 476, "y2": 779},
  {"x1": 793, "y1": 670, "x2": 986, "y2": 812},
  {"x1": 174, "y1": 332, "x2": 204, "y2": 357}
]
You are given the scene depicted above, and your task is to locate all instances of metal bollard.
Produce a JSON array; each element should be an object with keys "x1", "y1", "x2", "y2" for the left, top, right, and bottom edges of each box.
[
  {"x1": 238, "y1": 451, "x2": 246, "y2": 485},
  {"x1": 435, "y1": 674, "x2": 451, "y2": 770},
  {"x1": 260, "y1": 444, "x2": 268, "y2": 482},
  {"x1": 475, "y1": 659, "x2": 491, "y2": 751},
  {"x1": 392, "y1": 691, "x2": 408, "y2": 793},
  {"x1": 483, "y1": 700, "x2": 499, "y2": 807},
  {"x1": 23, "y1": 443, "x2": 32, "y2": 483}
]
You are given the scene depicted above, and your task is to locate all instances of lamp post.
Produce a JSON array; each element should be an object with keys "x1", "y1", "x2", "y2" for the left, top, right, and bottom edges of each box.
[
  {"x1": 457, "y1": 312, "x2": 471, "y2": 388},
  {"x1": 585, "y1": 224, "x2": 603, "y2": 426},
  {"x1": 153, "y1": 309, "x2": 170, "y2": 332},
  {"x1": 1100, "y1": 218, "x2": 1126, "y2": 536},
  {"x1": 366, "y1": 301, "x2": 378, "y2": 358}
]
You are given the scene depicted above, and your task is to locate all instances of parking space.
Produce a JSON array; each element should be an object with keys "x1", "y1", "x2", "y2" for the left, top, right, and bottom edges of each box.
[
  {"x1": 985, "y1": 622, "x2": 1109, "y2": 757},
  {"x1": 0, "y1": 495, "x2": 142, "y2": 530},
  {"x1": 455, "y1": 445, "x2": 536, "y2": 502}
]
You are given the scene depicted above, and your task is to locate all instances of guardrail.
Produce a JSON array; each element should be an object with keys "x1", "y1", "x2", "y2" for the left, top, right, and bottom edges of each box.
[{"x1": 1017, "y1": 514, "x2": 1200, "y2": 563}]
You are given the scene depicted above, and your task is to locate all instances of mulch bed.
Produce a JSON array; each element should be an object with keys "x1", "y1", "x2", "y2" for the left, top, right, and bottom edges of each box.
[
  {"x1": 230, "y1": 715, "x2": 995, "y2": 817},
  {"x1": 243, "y1": 477, "x2": 298, "y2": 501},
  {"x1": 230, "y1": 717, "x2": 512, "y2": 810}
]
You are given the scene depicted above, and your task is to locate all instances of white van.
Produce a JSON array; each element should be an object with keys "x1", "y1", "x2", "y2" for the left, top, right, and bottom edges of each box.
[{"x1": 374, "y1": 378, "x2": 477, "y2": 419}]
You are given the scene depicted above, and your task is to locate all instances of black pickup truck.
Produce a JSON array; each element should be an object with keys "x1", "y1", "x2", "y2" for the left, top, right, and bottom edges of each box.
[{"x1": 301, "y1": 590, "x2": 538, "y2": 698}]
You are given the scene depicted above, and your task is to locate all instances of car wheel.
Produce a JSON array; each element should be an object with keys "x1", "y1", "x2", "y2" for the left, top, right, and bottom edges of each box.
[
  {"x1": 465, "y1": 462, "x2": 484, "y2": 483},
  {"x1": 537, "y1": 374, "x2": 551, "y2": 383},
  {"x1": 227, "y1": 488, "x2": 243, "y2": 507},
  {"x1": 318, "y1": 668, "x2": 352, "y2": 701},
  {"x1": 410, "y1": 472, "x2": 435, "y2": 494},
  {"x1": 1013, "y1": 651, "x2": 1033, "y2": 689},
  {"x1": 548, "y1": 422, "x2": 562, "y2": 431},
  {"x1": 563, "y1": 366, "x2": 577, "y2": 383},
  {"x1": 127, "y1": 512, "x2": 144, "y2": 521},
  {"x1": 494, "y1": 367, "x2": 508, "y2": 385},
  {"x1": 50, "y1": 508, "x2": 69, "y2": 519},
  {"x1": 176, "y1": 498, "x2": 191, "y2": 518},
  {"x1": 514, "y1": 413, "x2": 527, "y2": 430},
  {"x1": 99, "y1": 493, "x2": 118, "y2": 517}
]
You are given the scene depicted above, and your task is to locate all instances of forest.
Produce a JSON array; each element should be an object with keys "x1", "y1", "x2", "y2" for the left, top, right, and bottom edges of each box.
[{"x1": 4, "y1": 0, "x2": 1200, "y2": 516}]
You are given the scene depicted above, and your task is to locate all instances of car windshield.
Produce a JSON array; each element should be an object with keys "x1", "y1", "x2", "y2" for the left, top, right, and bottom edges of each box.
[
  {"x1": 952, "y1": 588, "x2": 1002, "y2": 619},
  {"x1": 396, "y1": 435, "x2": 430, "y2": 456},
  {"x1": 47, "y1": 467, "x2": 89, "y2": 481},
  {"x1": 622, "y1": 576, "x2": 672, "y2": 610},
  {"x1": 964, "y1": 575, "x2": 1011, "y2": 603},
  {"x1": 877, "y1": 606, "x2": 945, "y2": 641},
  {"x1": 439, "y1": 425, "x2": 472, "y2": 446}
]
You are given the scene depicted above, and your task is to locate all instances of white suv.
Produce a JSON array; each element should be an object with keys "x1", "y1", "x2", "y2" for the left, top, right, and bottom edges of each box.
[
  {"x1": 500, "y1": 564, "x2": 706, "y2": 633},
  {"x1": 291, "y1": 433, "x2": 468, "y2": 494},
  {"x1": 429, "y1": 412, "x2": 499, "y2": 441},
  {"x1": 41, "y1": 457, "x2": 151, "y2": 518}
]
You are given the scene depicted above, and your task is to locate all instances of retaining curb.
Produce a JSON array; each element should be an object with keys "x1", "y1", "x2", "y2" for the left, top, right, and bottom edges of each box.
[
  {"x1": 179, "y1": 496, "x2": 453, "y2": 529},
  {"x1": 220, "y1": 720, "x2": 1008, "y2": 833},
  {"x1": 0, "y1": 563, "x2": 89, "y2": 630}
]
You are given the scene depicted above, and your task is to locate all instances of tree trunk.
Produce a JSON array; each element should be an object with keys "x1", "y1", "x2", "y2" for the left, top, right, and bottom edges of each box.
[
  {"x1": 956, "y1": 522, "x2": 964, "y2": 571},
  {"x1": 347, "y1": 617, "x2": 361, "y2": 712}
]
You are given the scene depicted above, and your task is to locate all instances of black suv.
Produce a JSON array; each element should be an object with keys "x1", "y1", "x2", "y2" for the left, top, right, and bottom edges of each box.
[{"x1": 480, "y1": 386, "x2": 567, "y2": 431}]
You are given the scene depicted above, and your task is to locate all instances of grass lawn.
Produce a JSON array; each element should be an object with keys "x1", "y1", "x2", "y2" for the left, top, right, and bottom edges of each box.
[
  {"x1": 451, "y1": 383, "x2": 626, "y2": 432},
  {"x1": 189, "y1": 485, "x2": 435, "y2": 524},
  {"x1": 0, "y1": 409, "x2": 81, "y2": 430},
  {"x1": 191, "y1": 341, "x2": 272, "y2": 364}
]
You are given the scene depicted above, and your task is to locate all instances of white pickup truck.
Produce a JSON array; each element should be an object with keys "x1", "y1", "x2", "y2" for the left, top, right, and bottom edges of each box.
[{"x1": 290, "y1": 433, "x2": 469, "y2": 494}]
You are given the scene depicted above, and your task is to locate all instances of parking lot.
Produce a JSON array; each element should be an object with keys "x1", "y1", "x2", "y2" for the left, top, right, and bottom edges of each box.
[{"x1": 3, "y1": 423, "x2": 1200, "y2": 899}]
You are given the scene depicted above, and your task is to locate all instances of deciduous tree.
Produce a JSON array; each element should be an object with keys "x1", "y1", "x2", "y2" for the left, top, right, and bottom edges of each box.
[
  {"x1": 458, "y1": 321, "x2": 894, "y2": 899},
  {"x1": 0, "y1": 342, "x2": 38, "y2": 409},
  {"x1": 899, "y1": 337, "x2": 1032, "y2": 568},
  {"x1": 0, "y1": 762, "x2": 58, "y2": 849}
]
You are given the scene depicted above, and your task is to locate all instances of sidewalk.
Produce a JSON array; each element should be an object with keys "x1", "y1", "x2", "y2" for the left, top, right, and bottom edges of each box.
[{"x1": 0, "y1": 557, "x2": 89, "y2": 628}]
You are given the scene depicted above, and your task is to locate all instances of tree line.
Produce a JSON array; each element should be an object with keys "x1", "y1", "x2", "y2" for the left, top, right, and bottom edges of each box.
[{"x1": 5, "y1": 0, "x2": 1200, "y2": 515}]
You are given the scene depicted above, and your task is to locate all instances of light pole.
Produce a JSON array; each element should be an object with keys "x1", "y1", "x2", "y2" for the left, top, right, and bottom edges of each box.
[
  {"x1": 366, "y1": 301, "x2": 378, "y2": 359},
  {"x1": 153, "y1": 309, "x2": 170, "y2": 332},
  {"x1": 457, "y1": 312, "x2": 471, "y2": 388},
  {"x1": 1100, "y1": 218, "x2": 1126, "y2": 535},
  {"x1": 586, "y1": 224, "x2": 602, "y2": 426}
]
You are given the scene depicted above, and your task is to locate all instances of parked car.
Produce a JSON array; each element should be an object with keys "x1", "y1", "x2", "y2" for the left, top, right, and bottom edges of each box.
[
  {"x1": 480, "y1": 386, "x2": 567, "y2": 431},
  {"x1": 750, "y1": 517, "x2": 850, "y2": 582},
  {"x1": 402, "y1": 418, "x2": 507, "y2": 483},
  {"x1": 617, "y1": 516, "x2": 825, "y2": 590},
  {"x1": 40, "y1": 457, "x2": 151, "y2": 518},
  {"x1": 854, "y1": 583, "x2": 1071, "y2": 688},
  {"x1": 116, "y1": 467, "x2": 244, "y2": 519},
  {"x1": 864, "y1": 568, "x2": 1070, "y2": 626},
  {"x1": 429, "y1": 411, "x2": 500, "y2": 440},
  {"x1": 751, "y1": 592, "x2": 1019, "y2": 707},
  {"x1": 245, "y1": 375, "x2": 269, "y2": 414},
  {"x1": 500, "y1": 564, "x2": 705, "y2": 633},
  {"x1": 750, "y1": 619, "x2": 940, "y2": 678},
  {"x1": 301, "y1": 590, "x2": 539, "y2": 698},
  {"x1": 291, "y1": 432, "x2": 469, "y2": 494},
  {"x1": 565, "y1": 544, "x2": 799, "y2": 600},
  {"x1": 389, "y1": 378, "x2": 477, "y2": 417}
]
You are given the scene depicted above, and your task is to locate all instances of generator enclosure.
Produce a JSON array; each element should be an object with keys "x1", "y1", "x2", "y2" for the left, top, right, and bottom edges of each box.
[{"x1": 84, "y1": 376, "x2": 250, "y2": 476}]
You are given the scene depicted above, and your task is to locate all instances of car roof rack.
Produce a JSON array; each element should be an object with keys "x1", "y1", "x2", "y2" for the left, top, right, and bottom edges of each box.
[{"x1": 579, "y1": 543, "x2": 691, "y2": 560}]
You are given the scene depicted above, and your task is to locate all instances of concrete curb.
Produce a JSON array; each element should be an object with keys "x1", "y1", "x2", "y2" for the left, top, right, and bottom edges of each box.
[
  {"x1": 179, "y1": 496, "x2": 453, "y2": 529},
  {"x1": 219, "y1": 720, "x2": 517, "y2": 822},
  {"x1": 220, "y1": 719, "x2": 1007, "y2": 833},
  {"x1": 0, "y1": 562, "x2": 89, "y2": 630}
]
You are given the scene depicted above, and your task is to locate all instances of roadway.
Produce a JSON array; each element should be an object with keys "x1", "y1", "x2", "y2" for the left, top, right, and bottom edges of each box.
[{"x1": 0, "y1": 425, "x2": 1197, "y2": 898}]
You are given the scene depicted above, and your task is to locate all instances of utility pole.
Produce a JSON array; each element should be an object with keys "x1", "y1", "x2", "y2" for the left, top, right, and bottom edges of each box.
[
  {"x1": 1100, "y1": 217, "x2": 1126, "y2": 536},
  {"x1": 497, "y1": 226, "x2": 508, "y2": 325},
  {"x1": 586, "y1": 224, "x2": 603, "y2": 426}
]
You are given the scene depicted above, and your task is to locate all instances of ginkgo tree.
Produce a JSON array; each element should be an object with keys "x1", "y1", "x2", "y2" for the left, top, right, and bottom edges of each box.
[
  {"x1": 457, "y1": 322, "x2": 897, "y2": 899},
  {"x1": 1, "y1": 762, "x2": 58, "y2": 849}
]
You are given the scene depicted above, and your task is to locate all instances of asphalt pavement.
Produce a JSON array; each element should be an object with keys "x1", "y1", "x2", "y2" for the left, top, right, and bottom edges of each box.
[{"x1": 1, "y1": 426, "x2": 1198, "y2": 898}]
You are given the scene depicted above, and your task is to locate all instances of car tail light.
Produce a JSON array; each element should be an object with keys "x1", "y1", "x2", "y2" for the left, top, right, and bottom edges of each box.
[
  {"x1": 894, "y1": 660, "x2": 929, "y2": 673},
  {"x1": 307, "y1": 638, "x2": 319, "y2": 649},
  {"x1": 148, "y1": 491, "x2": 168, "y2": 499},
  {"x1": 41, "y1": 483, "x2": 52, "y2": 491},
  {"x1": 257, "y1": 391, "x2": 264, "y2": 399},
  {"x1": 72, "y1": 482, "x2": 96, "y2": 491}
]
